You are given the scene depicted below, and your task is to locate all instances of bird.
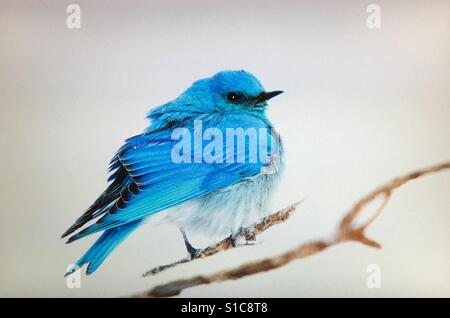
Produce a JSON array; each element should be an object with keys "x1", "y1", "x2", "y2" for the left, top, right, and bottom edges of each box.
[{"x1": 62, "y1": 70, "x2": 284, "y2": 276}]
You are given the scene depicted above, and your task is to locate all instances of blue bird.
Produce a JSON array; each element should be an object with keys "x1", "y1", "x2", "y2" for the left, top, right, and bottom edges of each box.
[{"x1": 62, "y1": 70, "x2": 284, "y2": 275}]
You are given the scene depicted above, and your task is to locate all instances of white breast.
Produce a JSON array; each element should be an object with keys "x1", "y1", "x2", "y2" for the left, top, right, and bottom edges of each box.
[{"x1": 161, "y1": 151, "x2": 284, "y2": 246}]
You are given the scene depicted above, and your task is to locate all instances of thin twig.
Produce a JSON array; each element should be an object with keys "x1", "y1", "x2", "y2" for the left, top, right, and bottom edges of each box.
[
  {"x1": 142, "y1": 201, "x2": 301, "y2": 277},
  {"x1": 134, "y1": 161, "x2": 450, "y2": 297}
]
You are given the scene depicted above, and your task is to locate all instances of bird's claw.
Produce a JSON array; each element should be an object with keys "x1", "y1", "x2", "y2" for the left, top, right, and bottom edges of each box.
[{"x1": 187, "y1": 248, "x2": 201, "y2": 260}]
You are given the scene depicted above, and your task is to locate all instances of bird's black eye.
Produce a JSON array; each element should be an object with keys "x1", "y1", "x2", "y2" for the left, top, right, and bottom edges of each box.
[{"x1": 226, "y1": 92, "x2": 242, "y2": 103}]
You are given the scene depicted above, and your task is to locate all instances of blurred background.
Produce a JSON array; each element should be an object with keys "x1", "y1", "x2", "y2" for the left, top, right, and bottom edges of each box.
[{"x1": 0, "y1": 0, "x2": 449, "y2": 297}]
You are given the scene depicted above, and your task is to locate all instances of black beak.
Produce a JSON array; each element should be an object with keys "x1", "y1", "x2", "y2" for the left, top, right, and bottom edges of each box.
[{"x1": 255, "y1": 90, "x2": 284, "y2": 104}]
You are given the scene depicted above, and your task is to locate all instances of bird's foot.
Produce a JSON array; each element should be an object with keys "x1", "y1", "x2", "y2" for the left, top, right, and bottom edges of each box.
[
  {"x1": 230, "y1": 226, "x2": 258, "y2": 247},
  {"x1": 186, "y1": 246, "x2": 201, "y2": 260},
  {"x1": 230, "y1": 235, "x2": 245, "y2": 247},
  {"x1": 180, "y1": 228, "x2": 202, "y2": 259}
]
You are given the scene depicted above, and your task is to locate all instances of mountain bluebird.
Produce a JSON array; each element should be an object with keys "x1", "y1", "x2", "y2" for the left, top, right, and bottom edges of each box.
[{"x1": 62, "y1": 70, "x2": 284, "y2": 275}]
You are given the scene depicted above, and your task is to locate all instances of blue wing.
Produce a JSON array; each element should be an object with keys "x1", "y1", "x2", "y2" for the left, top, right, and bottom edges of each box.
[{"x1": 65, "y1": 113, "x2": 278, "y2": 243}]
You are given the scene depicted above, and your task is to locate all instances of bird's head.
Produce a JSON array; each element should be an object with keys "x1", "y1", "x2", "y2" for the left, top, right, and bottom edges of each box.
[
  {"x1": 206, "y1": 70, "x2": 283, "y2": 113},
  {"x1": 182, "y1": 70, "x2": 283, "y2": 114},
  {"x1": 147, "y1": 70, "x2": 283, "y2": 130}
]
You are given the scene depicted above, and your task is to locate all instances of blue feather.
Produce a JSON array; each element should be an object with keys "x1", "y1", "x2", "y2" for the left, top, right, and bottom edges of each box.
[{"x1": 65, "y1": 220, "x2": 142, "y2": 276}]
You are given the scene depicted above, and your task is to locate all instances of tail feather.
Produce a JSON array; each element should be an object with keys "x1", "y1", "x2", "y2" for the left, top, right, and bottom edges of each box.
[{"x1": 65, "y1": 220, "x2": 142, "y2": 276}]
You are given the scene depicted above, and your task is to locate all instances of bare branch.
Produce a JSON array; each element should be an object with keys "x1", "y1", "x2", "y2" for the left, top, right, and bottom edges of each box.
[
  {"x1": 135, "y1": 161, "x2": 450, "y2": 297},
  {"x1": 142, "y1": 201, "x2": 301, "y2": 277}
]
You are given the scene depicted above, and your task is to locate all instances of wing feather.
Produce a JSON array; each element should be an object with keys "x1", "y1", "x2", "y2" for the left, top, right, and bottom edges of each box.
[{"x1": 65, "y1": 114, "x2": 278, "y2": 242}]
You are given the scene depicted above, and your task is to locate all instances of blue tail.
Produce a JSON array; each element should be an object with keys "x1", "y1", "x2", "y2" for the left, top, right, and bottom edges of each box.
[{"x1": 65, "y1": 220, "x2": 143, "y2": 276}]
